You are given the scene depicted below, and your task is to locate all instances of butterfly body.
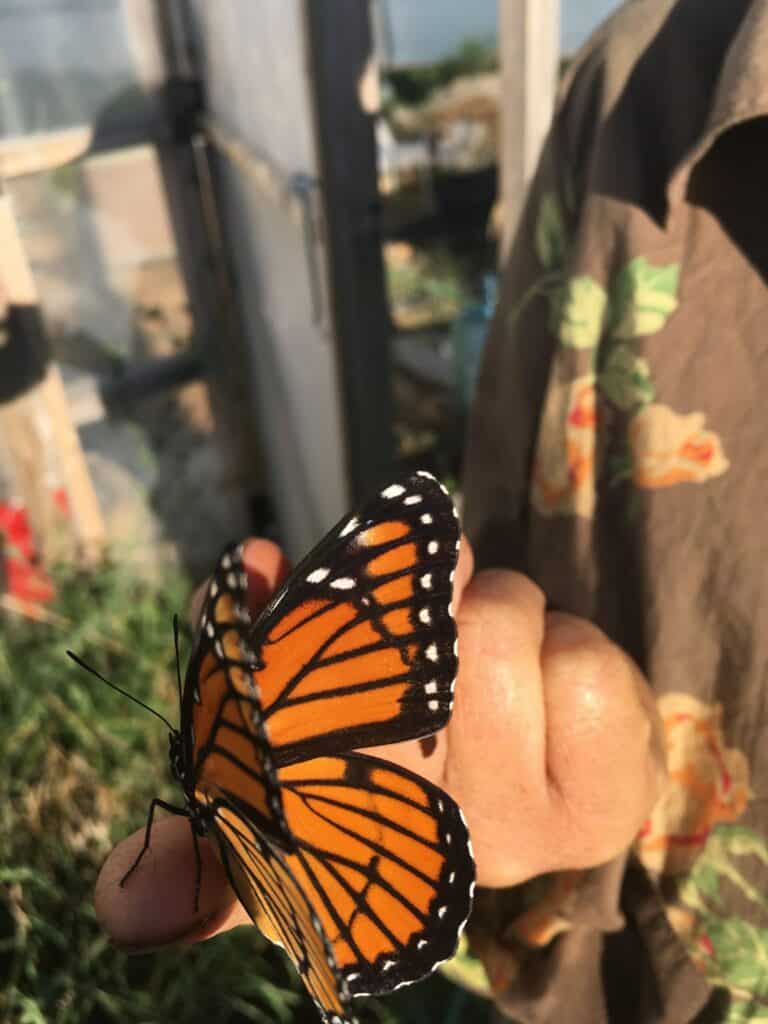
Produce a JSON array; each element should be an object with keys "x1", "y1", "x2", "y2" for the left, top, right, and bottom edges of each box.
[{"x1": 145, "y1": 472, "x2": 475, "y2": 1023}]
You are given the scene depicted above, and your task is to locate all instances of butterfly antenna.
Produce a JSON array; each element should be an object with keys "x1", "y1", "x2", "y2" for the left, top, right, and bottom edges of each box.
[
  {"x1": 172, "y1": 614, "x2": 183, "y2": 713},
  {"x1": 66, "y1": 650, "x2": 176, "y2": 733}
]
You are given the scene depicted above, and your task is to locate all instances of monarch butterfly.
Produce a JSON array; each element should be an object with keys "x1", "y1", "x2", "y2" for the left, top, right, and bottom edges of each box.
[{"x1": 80, "y1": 471, "x2": 475, "y2": 1024}]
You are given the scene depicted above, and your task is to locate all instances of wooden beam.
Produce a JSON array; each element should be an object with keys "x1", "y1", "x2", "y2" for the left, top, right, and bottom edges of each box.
[
  {"x1": 0, "y1": 193, "x2": 105, "y2": 566},
  {"x1": 0, "y1": 127, "x2": 93, "y2": 181},
  {"x1": 497, "y1": 0, "x2": 560, "y2": 261}
]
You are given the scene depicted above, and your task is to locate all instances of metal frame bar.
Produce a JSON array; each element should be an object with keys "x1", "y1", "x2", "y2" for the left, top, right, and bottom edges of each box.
[{"x1": 304, "y1": 0, "x2": 394, "y2": 500}]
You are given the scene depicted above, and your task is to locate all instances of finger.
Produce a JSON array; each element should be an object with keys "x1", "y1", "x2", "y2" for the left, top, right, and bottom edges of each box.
[
  {"x1": 189, "y1": 538, "x2": 291, "y2": 626},
  {"x1": 444, "y1": 569, "x2": 548, "y2": 885},
  {"x1": 242, "y1": 538, "x2": 291, "y2": 614},
  {"x1": 540, "y1": 612, "x2": 667, "y2": 864},
  {"x1": 452, "y1": 533, "x2": 475, "y2": 609},
  {"x1": 95, "y1": 816, "x2": 250, "y2": 951}
]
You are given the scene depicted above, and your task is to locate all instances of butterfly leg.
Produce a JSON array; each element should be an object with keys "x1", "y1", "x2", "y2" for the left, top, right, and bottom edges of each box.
[
  {"x1": 120, "y1": 797, "x2": 188, "y2": 888},
  {"x1": 189, "y1": 819, "x2": 203, "y2": 913}
]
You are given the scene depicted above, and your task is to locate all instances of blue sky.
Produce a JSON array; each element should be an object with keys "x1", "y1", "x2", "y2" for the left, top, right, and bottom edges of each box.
[{"x1": 376, "y1": 0, "x2": 621, "y2": 65}]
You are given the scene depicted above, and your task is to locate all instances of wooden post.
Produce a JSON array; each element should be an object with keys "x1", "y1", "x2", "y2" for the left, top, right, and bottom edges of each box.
[
  {"x1": 0, "y1": 192, "x2": 105, "y2": 567},
  {"x1": 497, "y1": 0, "x2": 560, "y2": 262}
]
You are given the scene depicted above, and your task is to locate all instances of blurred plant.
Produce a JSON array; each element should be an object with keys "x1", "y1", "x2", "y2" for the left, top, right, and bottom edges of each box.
[
  {"x1": 385, "y1": 243, "x2": 470, "y2": 328},
  {"x1": 384, "y1": 38, "x2": 497, "y2": 109}
]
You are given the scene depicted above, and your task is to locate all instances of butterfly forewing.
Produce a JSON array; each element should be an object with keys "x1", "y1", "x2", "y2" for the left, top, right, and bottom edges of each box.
[
  {"x1": 249, "y1": 472, "x2": 460, "y2": 765},
  {"x1": 182, "y1": 545, "x2": 289, "y2": 844}
]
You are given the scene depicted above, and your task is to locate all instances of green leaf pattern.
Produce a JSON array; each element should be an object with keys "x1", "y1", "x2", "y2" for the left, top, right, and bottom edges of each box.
[
  {"x1": 674, "y1": 826, "x2": 768, "y2": 1021},
  {"x1": 532, "y1": 191, "x2": 729, "y2": 503},
  {"x1": 556, "y1": 276, "x2": 608, "y2": 350},
  {"x1": 532, "y1": 195, "x2": 680, "y2": 428},
  {"x1": 599, "y1": 345, "x2": 655, "y2": 410},
  {"x1": 610, "y1": 258, "x2": 680, "y2": 339},
  {"x1": 535, "y1": 192, "x2": 568, "y2": 271}
]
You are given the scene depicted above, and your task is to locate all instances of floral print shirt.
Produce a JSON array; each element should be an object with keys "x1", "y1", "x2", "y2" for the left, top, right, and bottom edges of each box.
[{"x1": 461, "y1": 1, "x2": 768, "y2": 1021}]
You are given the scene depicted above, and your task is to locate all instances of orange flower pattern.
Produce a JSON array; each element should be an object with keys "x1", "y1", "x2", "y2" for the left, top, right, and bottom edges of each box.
[
  {"x1": 531, "y1": 374, "x2": 597, "y2": 518},
  {"x1": 635, "y1": 693, "x2": 751, "y2": 876},
  {"x1": 628, "y1": 405, "x2": 730, "y2": 489}
]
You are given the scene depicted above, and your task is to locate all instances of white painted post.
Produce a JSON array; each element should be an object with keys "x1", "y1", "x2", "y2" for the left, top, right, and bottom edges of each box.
[{"x1": 497, "y1": 0, "x2": 560, "y2": 262}]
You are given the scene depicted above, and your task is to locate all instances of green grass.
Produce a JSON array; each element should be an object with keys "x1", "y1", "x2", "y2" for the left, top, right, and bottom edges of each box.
[{"x1": 0, "y1": 557, "x2": 488, "y2": 1023}]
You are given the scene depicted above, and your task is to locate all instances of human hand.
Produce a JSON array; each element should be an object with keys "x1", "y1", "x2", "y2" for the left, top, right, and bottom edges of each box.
[{"x1": 95, "y1": 536, "x2": 665, "y2": 950}]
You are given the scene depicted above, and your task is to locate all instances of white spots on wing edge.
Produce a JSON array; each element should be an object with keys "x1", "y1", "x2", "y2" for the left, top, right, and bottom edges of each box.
[
  {"x1": 420, "y1": 573, "x2": 433, "y2": 590},
  {"x1": 427, "y1": 540, "x2": 439, "y2": 555},
  {"x1": 420, "y1": 513, "x2": 433, "y2": 525},
  {"x1": 426, "y1": 643, "x2": 438, "y2": 662},
  {"x1": 307, "y1": 567, "x2": 330, "y2": 584},
  {"x1": 418, "y1": 607, "x2": 431, "y2": 625},
  {"x1": 330, "y1": 577, "x2": 356, "y2": 590},
  {"x1": 425, "y1": 680, "x2": 438, "y2": 694},
  {"x1": 340, "y1": 516, "x2": 359, "y2": 538},
  {"x1": 381, "y1": 483, "x2": 405, "y2": 499},
  {"x1": 205, "y1": 621, "x2": 215, "y2": 638},
  {"x1": 404, "y1": 494, "x2": 422, "y2": 506},
  {"x1": 428, "y1": 699, "x2": 440, "y2": 711}
]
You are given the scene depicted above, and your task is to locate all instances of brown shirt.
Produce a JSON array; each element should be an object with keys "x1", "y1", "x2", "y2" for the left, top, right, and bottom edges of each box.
[{"x1": 462, "y1": 1, "x2": 768, "y2": 1020}]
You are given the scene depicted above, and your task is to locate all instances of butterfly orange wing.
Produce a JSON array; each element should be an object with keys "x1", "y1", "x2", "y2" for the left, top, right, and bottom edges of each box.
[
  {"x1": 181, "y1": 473, "x2": 473, "y2": 1020},
  {"x1": 183, "y1": 546, "x2": 290, "y2": 844},
  {"x1": 277, "y1": 753, "x2": 475, "y2": 996},
  {"x1": 203, "y1": 795, "x2": 353, "y2": 1024},
  {"x1": 197, "y1": 750, "x2": 474, "y2": 1017},
  {"x1": 250, "y1": 472, "x2": 460, "y2": 765}
]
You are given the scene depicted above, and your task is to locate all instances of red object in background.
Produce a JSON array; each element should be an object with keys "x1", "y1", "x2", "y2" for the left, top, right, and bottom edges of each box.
[{"x1": 0, "y1": 488, "x2": 68, "y2": 605}]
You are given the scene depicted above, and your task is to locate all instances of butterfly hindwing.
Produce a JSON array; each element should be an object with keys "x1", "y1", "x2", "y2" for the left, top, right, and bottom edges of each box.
[
  {"x1": 276, "y1": 753, "x2": 475, "y2": 996},
  {"x1": 249, "y1": 472, "x2": 460, "y2": 766},
  {"x1": 208, "y1": 796, "x2": 354, "y2": 1024}
]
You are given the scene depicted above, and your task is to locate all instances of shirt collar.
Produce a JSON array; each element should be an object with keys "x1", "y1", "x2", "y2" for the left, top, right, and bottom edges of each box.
[{"x1": 667, "y1": 0, "x2": 768, "y2": 210}]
